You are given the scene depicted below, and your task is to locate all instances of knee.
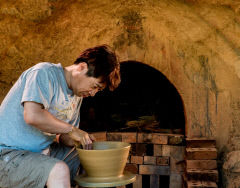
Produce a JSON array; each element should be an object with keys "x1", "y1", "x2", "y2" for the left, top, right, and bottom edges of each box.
[{"x1": 49, "y1": 161, "x2": 70, "y2": 178}]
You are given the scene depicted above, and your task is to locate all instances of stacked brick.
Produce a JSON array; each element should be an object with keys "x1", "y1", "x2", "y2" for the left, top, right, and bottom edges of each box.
[
  {"x1": 184, "y1": 138, "x2": 218, "y2": 188},
  {"x1": 92, "y1": 132, "x2": 185, "y2": 188}
]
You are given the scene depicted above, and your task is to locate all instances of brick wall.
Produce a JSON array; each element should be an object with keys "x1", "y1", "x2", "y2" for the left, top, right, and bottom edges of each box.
[{"x1": 92, "y1": 132, "x2": 185, "y2": 188}]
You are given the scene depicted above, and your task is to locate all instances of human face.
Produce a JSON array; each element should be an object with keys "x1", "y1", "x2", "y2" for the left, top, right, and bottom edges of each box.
[{"x1": 71, "y1": 65, "x2": 105, "y2": 97}]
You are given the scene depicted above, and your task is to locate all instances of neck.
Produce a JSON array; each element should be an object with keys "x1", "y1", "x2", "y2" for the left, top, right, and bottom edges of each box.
[{"x1": 63, "y1": 65, "x2": 74, "y2": 89}]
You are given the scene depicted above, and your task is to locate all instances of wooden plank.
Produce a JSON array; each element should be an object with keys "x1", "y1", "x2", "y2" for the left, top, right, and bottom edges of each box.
[
  {"x1": 139, "y1": 165, "x2": 170, "y2": 175},
  {"x1": 186, "y1": 148, "x2": 217, "y2": 160},
  {"x1": 186, "y1": 160, "x2": 217, "y2": 170},
  {"x1": 187, "y1": 169, "x2": 218, "y2": 182},
  {"x1": 150, "y1": 175, "x2": 159, "y2": 188},
  {"x1": 133, "y1": 174, "x2": 142, "y2": 188},
  {"x1": 144, "y1": 156, "x2": 156, "y2": 165},
  {"x1": 186, "y1": 138, "x2": 216, "y2": 148}
]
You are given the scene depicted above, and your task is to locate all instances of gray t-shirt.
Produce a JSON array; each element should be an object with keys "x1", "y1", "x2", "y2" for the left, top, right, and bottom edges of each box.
[{"x1": 0, "y1": 63, "x2": 82, "y2": 153}]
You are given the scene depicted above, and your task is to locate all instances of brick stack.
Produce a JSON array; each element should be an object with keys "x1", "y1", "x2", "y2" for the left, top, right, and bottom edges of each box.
[
  {"x1": 92, "y1": 131, "x2": 185, "y2": 188},
  {"x1": 184, "y1": 138, "x2": 218, "y2": 188}
]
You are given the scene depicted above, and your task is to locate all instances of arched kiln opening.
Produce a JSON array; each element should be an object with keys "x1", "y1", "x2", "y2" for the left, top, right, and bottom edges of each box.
[{"x1": 80, "y1": 61, "x2": 185, "y2": 135}]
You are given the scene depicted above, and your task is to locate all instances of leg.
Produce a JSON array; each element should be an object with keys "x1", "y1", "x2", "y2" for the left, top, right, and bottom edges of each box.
[
  {"x1": 50, "y1": 143, "x2": 81, "y2": 186},
  {"x1": 46, "y1": 161, "x2": 71, "y2": 188},
  {"x1": 0, "y1": 149, "x2": 60, "y2": 188}
]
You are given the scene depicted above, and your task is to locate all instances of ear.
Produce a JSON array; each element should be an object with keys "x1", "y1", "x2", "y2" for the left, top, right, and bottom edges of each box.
[{"x1": 76, "y1": 62, "x2": 88, "y2": 73}]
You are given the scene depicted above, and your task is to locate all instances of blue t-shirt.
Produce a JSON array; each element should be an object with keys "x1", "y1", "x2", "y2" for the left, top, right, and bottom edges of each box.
[{"x1": 0, "y1": 63, "x2": 82, "y2": 153}]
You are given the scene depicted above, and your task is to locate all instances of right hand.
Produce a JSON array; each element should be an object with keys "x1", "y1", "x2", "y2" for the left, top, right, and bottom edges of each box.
[{"x1": 68, "y1": 127, "x2": 95, "y2": 148}]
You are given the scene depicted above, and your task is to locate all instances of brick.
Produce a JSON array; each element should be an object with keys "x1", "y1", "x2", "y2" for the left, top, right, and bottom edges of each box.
[
  {"x1": 186, "y1": 148, "x2": 217, "y2": 160},
  {"x1": 133, "y1": 174, "x2": 142, "y2": 188},
  {"x1": 144, "y1": 156, "x2": 156, "y2": 165},
  {"x1": 131, "y1": 143, "x2": 148, "y2": 156},
  {"x1": 152, "y1": 133, "x2": 168, "y2": 144},
  {"x1": 186, "y1": 138, "x2": 216, "y2": 148},
  {"x1": 137, "y1": 133, "x2": 168, "y2": 144},
  {"x1": 187, "y1": 180, "x2": 217, "y2": 188},
  {"x1": 168, "y1": 135, "x2": 184, "y2": 145},
  {"x1": 170, "y1": 157, "x2": 185, "y2": 173},
  {"x1": 186, "y1": 160, "x2": 217, "y2": 170},
  {"x1": 150, "y1": 175, "x2": 159, "y2": 188},
  {"x1": 162, "y1": 145, "x2": 171, "y2": 156},
  {"x1": 131, "y1": 156, "x2": 143, "y2": 164},
  {"x1": 139, "y1": 165, "x2": 170, "y2": 175},
  {"x1": 91, "y1": 132, "x2": 106, "y2": 141},
  {"x1": 153, "y1": 145, "x2": 162, "y2": 156},
  {"x1": 187, "y1": 169, "x2": 218, "y2": 182},
  {"x1": 156, "y1": 156, "x2": 169, "y2": 166},
  {"x1": 122, "y1": 132, "x2": 137, "y2": 143},
  {"x1": 170, "y1": 146, "x2": 185, "y2": 173},
  {"x1": 169, "y1": 174, "x2": 182, "y2": 188},
  {"x1": 106, "y1": 132, "x2": 122, "y2": 141},
  {"x1": 170, "y1": 146, "x2": 185, "y2": 160},
  {"x1": 124, "y1": 163, "x2": 138, "y2": 174},
  {"x1": 138, "y1": 133, "x2": 153, "y2": 143}
]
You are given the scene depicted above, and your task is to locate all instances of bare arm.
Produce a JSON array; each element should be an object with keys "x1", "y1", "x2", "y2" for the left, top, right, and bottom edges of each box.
[
  {"x1": 23, "y1": 101, "x2": 93, "y2": 146},
  {"x1": 23, "y1": 101, "x2": 72, "y2": 134}
]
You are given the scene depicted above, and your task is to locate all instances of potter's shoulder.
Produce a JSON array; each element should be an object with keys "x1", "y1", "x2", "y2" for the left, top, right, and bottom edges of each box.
[{"x1": 32, "y1": 62, "x2": 61, "y2": 71}]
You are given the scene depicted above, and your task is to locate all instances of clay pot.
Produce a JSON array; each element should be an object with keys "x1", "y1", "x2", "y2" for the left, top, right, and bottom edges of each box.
[{"x1": 76, "y1": 141, "x2": 130, "y2": 178}]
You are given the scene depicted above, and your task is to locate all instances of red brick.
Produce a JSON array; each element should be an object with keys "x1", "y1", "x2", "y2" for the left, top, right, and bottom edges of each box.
[
  {"x1": 186, "y1": 148, "x2": 217, "y2": 160},
  {"x1": 186, "y1": 180, "x2": 217, "y2": 188},
  {"x1": 137, "y1": 133, "x2": 168, "y2": 144},
  {"x1": 91, "y1": 132, "x2": 106, "y2": 141},
  {"x1": 152, "y1": 133, "x2": 168, "y2": 144},
  {"x1": 131, "y1": 156, "x2": 143, "y2": 164},
  {"x1": 153, "y1": 145, "x2": 162, "y2": 156},
  {"x1": 187, "y1": 169, "x2": 218, "y2": 182},
  {"x1": 186, "y1": 160, "x2": 217, "y2": 170},
  {"x1": 122, "y1": 132, "x2": 137, "y2": 143},
  {"x1": 144, "y1": 156, "x2": 156, "y2": 165},
  {"x1": 186, "y1": 138, "x2": 216, "y2": 148},
  {"x1": 139, "y1": 165, "x2": 170, "y2": 175},
  {"x1": 156, "y1": 156, "x2": 169, "y2": 166},
  {"x1": 106, "y1": 132, "x2": 122, "y2": 141},
  {"x1": 162, "y1": 145, "x2": 171, "y2": 156}
]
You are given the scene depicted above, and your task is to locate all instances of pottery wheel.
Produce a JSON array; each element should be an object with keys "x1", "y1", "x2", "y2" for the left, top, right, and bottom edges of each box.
[{"x1": 75, "y1": 171, "x2": 136, "y2": 187}]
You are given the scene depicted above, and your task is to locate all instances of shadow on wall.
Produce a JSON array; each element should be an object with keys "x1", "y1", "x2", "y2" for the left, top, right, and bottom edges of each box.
[{"x1": 80, "y1": 61, "x2": 185, "y2": 134}]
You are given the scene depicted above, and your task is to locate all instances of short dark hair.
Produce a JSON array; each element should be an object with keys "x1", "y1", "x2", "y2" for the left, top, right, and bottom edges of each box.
[{"x1": 74, "y1": 45, "x2": 120, "y2": 91}]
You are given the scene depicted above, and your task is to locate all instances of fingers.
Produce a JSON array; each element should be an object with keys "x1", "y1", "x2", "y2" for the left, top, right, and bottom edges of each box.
[{"x1": 89, "y1": 134, "x2": 96, "y2": 141}]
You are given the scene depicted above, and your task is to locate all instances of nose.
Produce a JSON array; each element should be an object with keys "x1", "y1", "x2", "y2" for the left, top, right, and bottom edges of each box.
[{"x1": 89, "y1": 89, "x2": 98, "y2": 96}]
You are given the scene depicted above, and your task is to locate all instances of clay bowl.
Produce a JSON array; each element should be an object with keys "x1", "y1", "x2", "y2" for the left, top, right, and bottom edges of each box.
[{"x1": 76, "y1": 141, "x2": 131, "y2": 178}]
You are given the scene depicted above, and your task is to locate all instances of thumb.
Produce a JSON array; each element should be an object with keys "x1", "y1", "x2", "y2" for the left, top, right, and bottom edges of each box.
[{"x1": 89, "y1": 134, "x2": 96, "y2": 141}]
